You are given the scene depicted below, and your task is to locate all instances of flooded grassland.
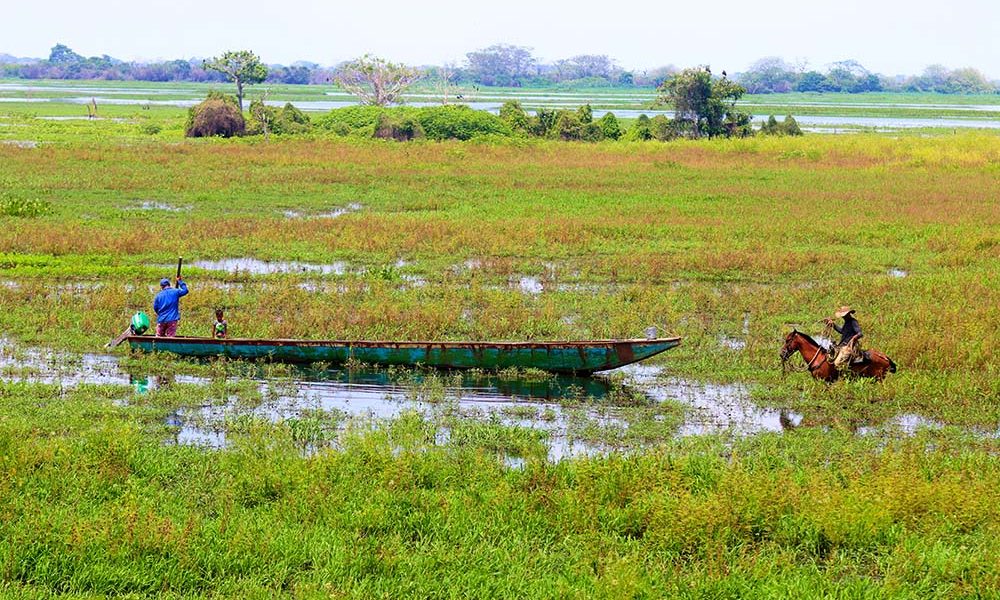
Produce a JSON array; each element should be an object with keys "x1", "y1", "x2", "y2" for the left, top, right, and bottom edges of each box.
[{"x1": 0, "y1": 114, "x2": 998, "y2": 596}]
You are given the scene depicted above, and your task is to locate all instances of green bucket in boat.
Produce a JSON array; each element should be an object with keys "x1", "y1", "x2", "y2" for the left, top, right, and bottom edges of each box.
[{"x1": 131, "y1": 311, "x2": 150, "y2": 335}]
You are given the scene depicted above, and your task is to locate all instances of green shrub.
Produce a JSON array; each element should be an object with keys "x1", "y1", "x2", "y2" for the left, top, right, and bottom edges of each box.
[
  {"x1": 760, "y1": 115, "x2": 781, "y2": 135},
  {"x1": 374, "y1": 112, "x2": 425, "y2": 141},
  {"x1": 415, "y1": 105, "x2": 510, "y2": 140},
  {"x1": 499, "y1": 100, "x2": 531, "y2": 134},
  {"x1": 552, "y1": 111, "x2": 583, "y2": 140},
  {"x1": 628, "y1": 114, "x2": 653, "y2": 141},
  {"x1": 598, "y1": 113, "x2": 622, "y2": 140},
  {"x1": 760, "y1": 114, "x2": 804, "y2": 136},
  {"x1": 582, "y1": 122, "x2": 604, "y2": 142},
  {"x1": 782, "y1": 114, "x2": 804, "y2": 136},
  {"x1": 531, "y1": 108, "x2": 558, "y2": 137},
  {"x1": 248, "y1": 101, "x2": 311, "y2": 135},
  {"x1": 325, "y1": 122, "x2": 352, "y2": 136},
  {"x1": 318, "y1": 103, "x2": 626, "y2": 143},
  {"x1": 247, "y1": 99, "x2": 277, "y2": 134},
  {"x1": 275, "y1": 103, "x2": 310, "y2": 134},
  {"x1": 316, "y1": 105, "x2": 388, "y2": 134},
  {"x1": 650, "y1": 114, "x2": 677, "y2": 141},
  {"x1": 320, "y1": 105, "x2": 510, "y2": 141}
]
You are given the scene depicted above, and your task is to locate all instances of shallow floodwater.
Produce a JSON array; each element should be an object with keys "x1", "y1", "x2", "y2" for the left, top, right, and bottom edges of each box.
[
  {"x1": 0, "y1": 340, "x2": 976, "y2": 459},
  {"x1": 186, "y1": 258, "x2": 351, "y2": 276},
  {"x1": 3, "y1": 82, "x2": 998, "y2": 130}
]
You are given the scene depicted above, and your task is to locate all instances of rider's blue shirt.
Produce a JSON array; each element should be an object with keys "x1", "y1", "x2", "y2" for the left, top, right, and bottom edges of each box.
[{"x1": 833, "y1": 316, "x2": 862, "y2": 345}]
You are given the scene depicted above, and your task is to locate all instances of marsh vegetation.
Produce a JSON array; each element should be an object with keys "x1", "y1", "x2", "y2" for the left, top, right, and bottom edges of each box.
[{"x1": 0, "y1": 95, "x2": 998, "y2": 596}]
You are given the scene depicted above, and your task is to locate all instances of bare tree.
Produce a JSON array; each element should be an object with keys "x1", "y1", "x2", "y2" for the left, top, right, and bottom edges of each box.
[
  {"x1": 433, "y1": 62, "x2": 457, "y2": 104},
  {"x1": 252, "y1": 88, "x2": 272, "y2": 142},
  {"x1": 334, "y1": 55, "x2": 422, "y2": 106}
]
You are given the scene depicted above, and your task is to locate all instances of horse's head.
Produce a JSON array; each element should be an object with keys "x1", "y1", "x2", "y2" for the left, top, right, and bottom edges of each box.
[{"x1": 780, "y1": 329, "x2": 801, "y2": 362}]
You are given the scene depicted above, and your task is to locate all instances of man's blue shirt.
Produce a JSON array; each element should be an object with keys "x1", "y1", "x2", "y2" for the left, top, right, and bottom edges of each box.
[{"x1": 153, "y1": 281, "x2": 188, "y2": 323}]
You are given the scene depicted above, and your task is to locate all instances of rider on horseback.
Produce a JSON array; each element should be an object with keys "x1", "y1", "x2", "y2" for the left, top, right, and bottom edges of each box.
[{"x1": 824, "y1": 306, "x2": 864, "y2": 368}]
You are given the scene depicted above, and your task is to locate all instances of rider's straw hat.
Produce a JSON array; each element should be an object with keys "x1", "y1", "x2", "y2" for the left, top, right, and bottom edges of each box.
[{"x1": 834, "y1": 306, "x2": 855, "y2": 318}]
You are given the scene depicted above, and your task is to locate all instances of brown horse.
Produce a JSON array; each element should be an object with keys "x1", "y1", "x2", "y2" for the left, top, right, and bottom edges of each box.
[{"x1": 780, "y1": 329, "x2": 897, "y2": 382}]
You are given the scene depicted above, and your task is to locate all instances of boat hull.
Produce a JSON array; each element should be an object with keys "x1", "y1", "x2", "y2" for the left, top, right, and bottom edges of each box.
[{"x1": 124, "y1": 336, "x2": 681, "y2": 374}]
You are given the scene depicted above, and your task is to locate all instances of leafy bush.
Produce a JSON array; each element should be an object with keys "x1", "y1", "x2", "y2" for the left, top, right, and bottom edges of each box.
[
  {"x1": 185, "y1": 92, "x2": 245, "y2": 138},
  {"x1": 760, "y1": 114, "x2": 804, "y2": 136},
  {"x1": 628, "y1": 114, "x2": 653, "y2": 141},
  {"x1": 598, "y1": 112, "x2": 622, "y2": 140},
  {"x1": 317, "y1": 103, "x2": 631, "y2": 143},
  {"x1": 531, "y1": 109, "x2": 558, "y2": 137},
  {"x1": 415, "y1": 105, "x2": 510, "y2": 141},
  {"x1": 548, "y1": 110, "x2": 605, "y2": 142},
  {"x1": 724, "y1": 111, "x2": 755, "y2": 138},
  {"x1": 315, "y1": 105, "x2": 387, "y2": 135},
  {"x1": 782, "y1": 114, "x2": 803, "y2": 136},
  {"x1": 248, "y1": 101, "x2": 311, "y2": 135},
  {"x1": 499, "y1": 100, "x2": 531, "y2": 134},
  {"x1": 276, "y1": 103, "x2": 310, "y2": 132},
  {"x1": 650, "y1": 115, "x2": 678, "y2": 141},
  {"x1": 760, "y1": 115, "x2": 781, "y2": 135},
  {"x1": 319, "y1": 105, "x2": 509, "y2": 141},
  {"x1": 374, "y1": 112, "x2": 425, "y2": 141},
  {"x1": 553, "y1": 111, "x2": 583, "y2": 141}
]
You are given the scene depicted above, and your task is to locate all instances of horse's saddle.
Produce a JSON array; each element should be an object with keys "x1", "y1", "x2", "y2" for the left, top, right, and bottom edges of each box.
[{"x1": 832, "y1": 342, "x2": 868, "y2": 367}]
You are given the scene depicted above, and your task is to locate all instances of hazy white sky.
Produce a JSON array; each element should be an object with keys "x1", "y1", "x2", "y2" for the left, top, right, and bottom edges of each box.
[{"x1": 4, "y1": 0, "x2": 999, "y2": 77}]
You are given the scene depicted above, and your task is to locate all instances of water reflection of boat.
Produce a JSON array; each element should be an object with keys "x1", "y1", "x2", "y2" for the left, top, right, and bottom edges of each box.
[
  {"x1": 128, "y1": 365, "x2": 640, "y2": 405},
  {"x1": 293, "y1": 367, "x2": 622, "y2": 402},
  {"x1": 122, "y1": 336, "x2": 681, "y2": 375}
]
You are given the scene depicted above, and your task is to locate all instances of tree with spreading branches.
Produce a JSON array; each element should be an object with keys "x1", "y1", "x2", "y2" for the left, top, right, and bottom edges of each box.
[
  {"x1": 657, "y1": 67, "x2": 751, "y2": 138},
  {"x1": 334, "y1": 55, "x2": 421, "y2": 106},
  {"x1": 203, "y1": 50, "x2": 268, "y2": 111}
]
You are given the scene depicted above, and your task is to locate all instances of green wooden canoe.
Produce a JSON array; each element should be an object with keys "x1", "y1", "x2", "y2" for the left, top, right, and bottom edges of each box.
[{"x1": 123, "y1": 336, "x2": 681, "y2": 375}]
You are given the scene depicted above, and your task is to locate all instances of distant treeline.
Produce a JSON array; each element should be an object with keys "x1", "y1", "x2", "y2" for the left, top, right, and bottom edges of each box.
[
  {"x1": 0, "y1": 45, "x2": 328, "y2": 85},
  {"x1": 2, "y1": 44, "x2": 997, "y2": 94},
  {"x1": 737, "y1": 58, "x2": 997, "y2": 94}
]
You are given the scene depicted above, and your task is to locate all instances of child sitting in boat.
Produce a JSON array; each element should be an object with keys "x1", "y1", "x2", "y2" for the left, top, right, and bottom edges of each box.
[{"x1": 213, "y1": 309, "x2": 228, "y2": 339}]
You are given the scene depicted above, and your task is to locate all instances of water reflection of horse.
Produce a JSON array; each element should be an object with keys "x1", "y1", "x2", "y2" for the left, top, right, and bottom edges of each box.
[{"x1": 780, "y1": 330, "x2": 897, "y2": 382}]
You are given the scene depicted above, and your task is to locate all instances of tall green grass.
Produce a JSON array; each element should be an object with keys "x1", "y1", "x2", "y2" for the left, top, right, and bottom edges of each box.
[
  {"x1": 2, "y1": 382, "x2": 1000, "y2": 597},
  {"x1": 0, "y1": 108, "x2": 997, "y2": 596}
]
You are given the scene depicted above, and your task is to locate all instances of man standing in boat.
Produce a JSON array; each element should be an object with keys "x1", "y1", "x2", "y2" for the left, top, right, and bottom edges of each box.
[{"x1": 153, "y1": 276, "x2": 188, "y2": 337}]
